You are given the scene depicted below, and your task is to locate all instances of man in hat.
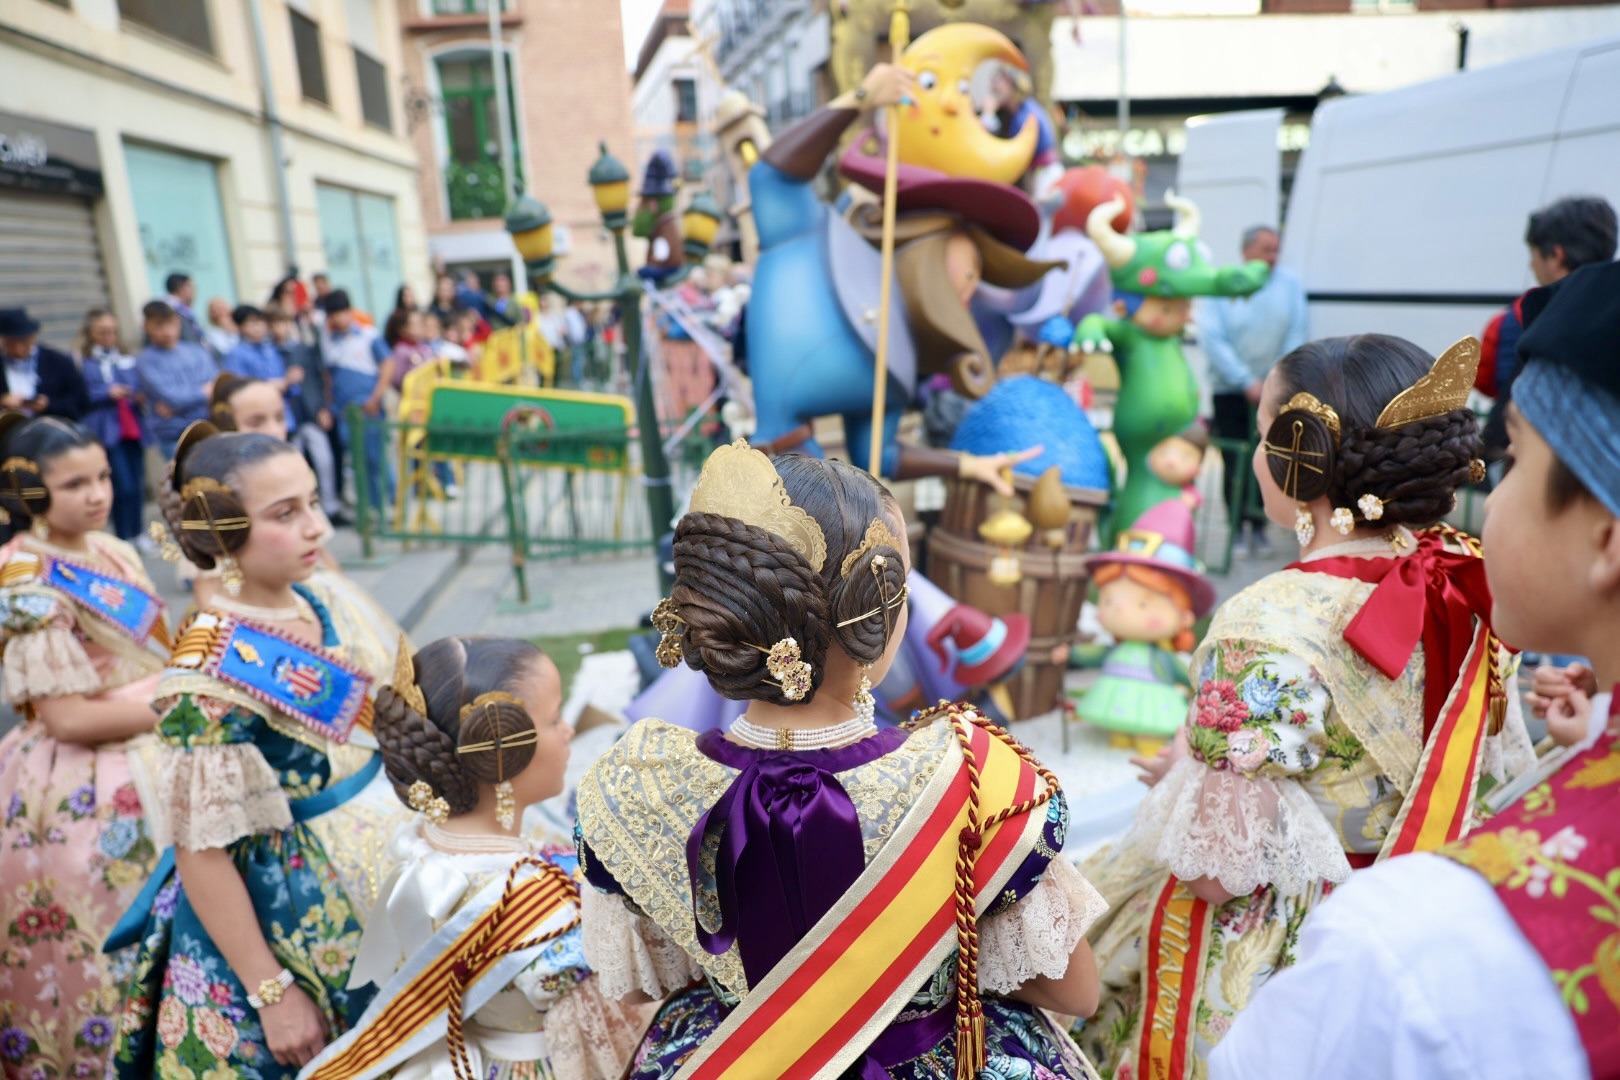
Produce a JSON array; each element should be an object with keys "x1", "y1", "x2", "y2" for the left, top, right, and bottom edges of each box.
[
  {"x1": 1210, "y1": 259, "x2": 1620, "y2": 1080},
  {"x1": 0, "y1": 307, "x2": 88, "y2": 420},
  {"x1": 634, "y1": 149, "x2": 684, "y2": 283}
]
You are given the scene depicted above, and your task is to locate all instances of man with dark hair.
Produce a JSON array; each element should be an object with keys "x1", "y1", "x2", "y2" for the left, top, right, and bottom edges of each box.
[
  {"x1": 0, "y1": 307, "x2": 88, "y2": 420},
  {"x1": 162, "y1": 271, "x2": 206, "y2": 345},
  {"x1": 136, "y1": 299, "x2": 216, "y2": 459},
  {"x1": 1477, "y1": 195, "x2": 1617, "y2": 467}
]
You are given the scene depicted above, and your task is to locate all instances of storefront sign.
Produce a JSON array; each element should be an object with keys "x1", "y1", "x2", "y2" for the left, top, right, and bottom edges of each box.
[
  {"x1": 1063, "y1": 121, "x2": 1311, "y2": 161},
  {"x1": 0, "y1": 111, "x2": 103, "y2": 197}
]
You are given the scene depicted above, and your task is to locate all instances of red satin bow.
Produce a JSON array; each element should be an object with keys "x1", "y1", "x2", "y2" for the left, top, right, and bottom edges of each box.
[{"x1": 1290, "y1": 531, "x2": 1495, "y2": 738}]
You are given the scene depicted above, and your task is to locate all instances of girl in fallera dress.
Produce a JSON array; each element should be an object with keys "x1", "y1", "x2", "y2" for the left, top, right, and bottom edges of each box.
[
  {"x1": 0, "y1": 412, "x2": 170, "y2": 1080},
  {"x1": 300, "y1": 635, "x2": 650, "y2": 1080},
  {"x1": 576, "y1": 445, "x2": 1108, "y2": 1079},
  {"x1": 1079, "y1": 335, "x2": 1538, "y2": 1079},
  {"x1": 110, "y1": 423, "x2": 406, "y2": 1079}
]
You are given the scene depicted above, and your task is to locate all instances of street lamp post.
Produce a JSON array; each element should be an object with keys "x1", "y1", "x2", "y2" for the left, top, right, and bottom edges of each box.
[{"x1": 504, "y1": 143, "x2": 676, "y2": 592}]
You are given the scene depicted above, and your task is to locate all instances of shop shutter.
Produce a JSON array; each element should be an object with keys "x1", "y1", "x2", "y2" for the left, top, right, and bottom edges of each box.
[{"x1": 0, "y1": 189, "x2": 111, "y2": 349}]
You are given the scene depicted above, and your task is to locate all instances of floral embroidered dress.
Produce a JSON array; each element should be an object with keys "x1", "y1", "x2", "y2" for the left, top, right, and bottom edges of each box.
[
  {"x1": 576, "y1": 714, "x2": 1110, "y2": 1079},
  {"x1": 309, "y1": 819, "x2": 653, "y2": 1080},
  {"x1": 109, "y1": 585, "x2": 408, "y2": 1080},
  {"x1": 1079, "y1": 528, "x2": 1536, "y2": 1079},
  {"x1": 0, "y1": 532, "x2": 168, "y2": 1080}
]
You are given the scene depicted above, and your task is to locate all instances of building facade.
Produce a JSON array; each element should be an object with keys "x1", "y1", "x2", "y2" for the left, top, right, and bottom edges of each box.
[
  {"x1": 631, "y1": 0, "x2": 718, "y2": 188},
  {"x1": 397, "y1": 0, "x2": 635, "y2": 292},
  {"x1": 1, "y1": 0, "x2": 430, "y2": 344}
]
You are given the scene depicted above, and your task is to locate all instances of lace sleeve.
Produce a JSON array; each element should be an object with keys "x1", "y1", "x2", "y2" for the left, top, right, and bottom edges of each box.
[
  {"x1": 163, "y1": 742, "x2": 291, "y2": 851},
  {"x1": 1482, "y1": 648, "x2": 1537, "y2": 785},
  {"x1": 540, "y1": 977, "x2": 657, "y2": 1080},
  {"x1": 1, "y1": 593, "x2": 99, "y2": 704},
  {"x1": 979, "y1": 856, "x2": 1109, "y2": 995},
  {"x1": 580, "y1": 885, "x2": 704, "y2": 1000}
]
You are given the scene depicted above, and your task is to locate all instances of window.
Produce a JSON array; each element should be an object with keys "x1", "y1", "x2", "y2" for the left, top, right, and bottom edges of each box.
[
  {"x1": 431, "y1": 0, "x2": 509, "y2": 12},
  {"x1": 675, "y1": 78, "x2": 699, "y2": 124},
  {"x1": 316, "y1": 184, "x2": 400, "y2": 321},
  {"x1": 123, "y1": 142, "x2": 237, "y2": 306},
  {"x1": 117, "y1": 0, "x2": 213, "y2": 55},
  {"x1": 437, "y1": 53, "x2": 522, "y2": 220},
  {"x1": 291, "y1": 11, "x2": 329, "y2": 105},
  {"x1": 355, "y1": 48, "x2": 392, "y2": 130}
]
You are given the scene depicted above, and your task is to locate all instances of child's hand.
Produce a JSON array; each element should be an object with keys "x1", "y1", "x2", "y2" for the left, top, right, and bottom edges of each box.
[
  {"x1": 1546, "y1": 687, "x2": 1595, "y2": 748},
  {"x1": 1132, "y1": 727, "x2": 1188, "y2": 788}
]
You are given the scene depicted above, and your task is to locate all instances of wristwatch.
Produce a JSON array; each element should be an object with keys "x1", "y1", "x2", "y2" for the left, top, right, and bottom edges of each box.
[{"x1": 247, "y1": 968, "x2": 294, "y2": 1010}]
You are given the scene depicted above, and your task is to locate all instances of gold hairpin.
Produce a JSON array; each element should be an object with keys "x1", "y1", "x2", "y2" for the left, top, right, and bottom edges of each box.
[
  {"x1": 179, "y1": 476, "x2": 252, "y2": 532},
  {"x1": 835, "y1": 571, "x2": 911, "y2": 628},
  {"x1": 1376, "y1": 336, "x2": 1481, "y2": 431},
  {"x1": 652, "y1": 596, "x2": 685, "y2": 667},
  {"x1": 1264, "y1": 419, "x2": 1328, "y2": 502},
  {"x1": 688, "y1": 440, "x2": 828, "y2": 573},
  {"x1": 839, "y1": 518, "x2": 905, "y2": 579},
  {"x1": 458, "y1": 690, "x2": 523, "y2": 721},
  {"x1": 456, "y1": 728, "x2": 540, "y2": 756},
  {"x1": 406, "y1": 779, "x2": 450, "y2": 825},
  {"x1": 1281, "y1": 393, "x2": 1341, "y2": 441},
  {"x1": 0, "y1": 457, "x2": 45, "y2": 503},
  {"x1": 390, "y1": 634, "x2": 429, "y2": 717}
]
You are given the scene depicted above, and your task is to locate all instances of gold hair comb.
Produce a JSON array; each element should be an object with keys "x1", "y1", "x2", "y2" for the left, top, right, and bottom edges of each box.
[
  {"x1": 688, "y1": 440, "x2": 828, "y2": 573},
  {"x1": 1281, "y1": 393, "x2": 1341, "y2": 441},
  {"x1": 839, "y1": 518, "x2": 905, "y2": 579},
  {"x1": 458, "y1": 690, "x2": 523, "y2": 722},
  {"x1": 390, "y1": 634, "x2": 428, "y2": 717},
  {"x1": 1376, "y1": 336, "x2": 1481, "y2": 430}
]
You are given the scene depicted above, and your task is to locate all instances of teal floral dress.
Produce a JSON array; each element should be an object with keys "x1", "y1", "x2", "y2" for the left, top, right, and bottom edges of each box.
[{"x1": 110, "y1": 590, "x2": 401, "y2": 1080}]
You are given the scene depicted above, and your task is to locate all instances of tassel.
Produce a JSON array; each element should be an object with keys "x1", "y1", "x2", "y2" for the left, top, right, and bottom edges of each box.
[{"x1": 955, "y1": 1000, "x2": 986, "y2": 1080}]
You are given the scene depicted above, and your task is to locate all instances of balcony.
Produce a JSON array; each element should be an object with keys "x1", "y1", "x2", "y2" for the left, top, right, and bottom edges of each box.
[{"x1": 445, "y1": 160, "x2": 519, "y2": 221}]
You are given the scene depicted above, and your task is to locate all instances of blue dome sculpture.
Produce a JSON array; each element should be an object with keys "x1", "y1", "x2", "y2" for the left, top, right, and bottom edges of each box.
[{"x1": 950, "y1": 376, "x2": 1111, "y2": 492}]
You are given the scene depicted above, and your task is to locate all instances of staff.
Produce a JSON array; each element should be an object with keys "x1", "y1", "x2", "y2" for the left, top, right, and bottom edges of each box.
[{"x1": 868, "y1": 0, "x2": 912, "y2": 477}]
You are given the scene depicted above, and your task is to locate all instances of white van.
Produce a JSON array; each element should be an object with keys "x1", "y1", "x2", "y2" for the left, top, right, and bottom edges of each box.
[{"x1": 1181, "y1": 35, "x2": 1620, "y2": 355}]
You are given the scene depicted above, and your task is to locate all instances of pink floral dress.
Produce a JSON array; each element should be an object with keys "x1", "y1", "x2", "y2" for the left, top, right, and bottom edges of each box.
[{"x1": 0, "y1": 533, "x2": 167, "y2": 1080}]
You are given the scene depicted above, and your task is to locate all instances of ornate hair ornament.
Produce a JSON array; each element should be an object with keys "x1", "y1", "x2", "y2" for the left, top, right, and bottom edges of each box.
[
  {"x1": 390, "y1": 635, "x2": 429, "y2": 717},
  {"x1": 836, "y1": 553, "x2": 911, "y2": 629},
  {"x1": 0, "y1": 457, "x2": 45, "y2": 507},
  {"x1": 406, "y1": 780, "x2": 450, "y2": 825},
  {"x1": 1264, "y1": 414, "x2": 1331, "y2": 502},
  {"x1": 652, "y1": 596, "x2": 685, "y2": 667},
  {"x1": 755, "y1": 637, "x2": 814, "y2": 700},
  {"x1": 688, "y1": 440, "x2": 828, "y2": 573},
  {"x1": 1280, "y1": 392, "x2": 1341, "y2": 442},
  {"x1": 178, "y1": 475, "x2": 252, "y2": 534},
  {"x1": 839, "y1": 517, "x2": 905, "y2": 579},
  {"x1": 456, "y1": 690, "x2": 534, "y2": 831},
  {"x1": 1375, "y1": 336, "x2": 1481, "y2": 430}
]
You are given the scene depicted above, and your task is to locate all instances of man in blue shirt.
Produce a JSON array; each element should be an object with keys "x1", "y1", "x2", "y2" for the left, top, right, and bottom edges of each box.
[
  {"x1": 223, "y1": 305, "x2": 302, "y2": 395},
  {"x1": 136, "y1": 300, "x2": 217, "y2": 459},
  {"x1": 319, "y1": 290, "x2": 395, "y2": 513},
  {"x1": 1195, "y1": 225, "x2": 1307, "y2": 557}
]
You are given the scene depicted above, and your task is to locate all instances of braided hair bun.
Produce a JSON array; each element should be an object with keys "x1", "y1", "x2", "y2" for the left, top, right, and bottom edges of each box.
[
  {"x1": 1271, "y1": 335, "x2": 1483, "y2": 528},
  {"x1": 669, "y1": 453, "x2": 906, "y2": 704},
  {"x1": 373, "y1": 636, "x2": 548, "y2": 815}
]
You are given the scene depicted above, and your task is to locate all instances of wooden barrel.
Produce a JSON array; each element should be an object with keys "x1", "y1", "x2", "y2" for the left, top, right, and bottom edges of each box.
[{"x1": 925, "y1": 474, "x2": 1107, "y2": 720}]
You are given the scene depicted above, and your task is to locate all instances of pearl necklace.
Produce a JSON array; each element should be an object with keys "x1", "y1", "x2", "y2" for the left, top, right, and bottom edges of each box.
[
  {"x1": 731, "y1": 715, "x2": 877, "y2": 751},
  {"x1": 210, "y1": 594, "x2": 315, "y2": 623}
]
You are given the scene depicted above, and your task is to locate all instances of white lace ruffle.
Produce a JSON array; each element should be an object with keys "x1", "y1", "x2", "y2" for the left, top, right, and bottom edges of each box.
[
  {"x1": 164, "y1": 744, "x2": 292, "y2": 851},
  {"x1": 580, "y1": 886, "x2": 704, "y2": 1001},
  {"x1": 1127, "y1": 757, "x2": 1350, "y2": 897},
  {"x1": 539, "y1": 977, "x2": 657, "y2": 1080},
  {"x1": 1, "y1": 624, "x2": 100, "y2": 705},
  {"x1": 979, "y1": 856, "x2": 1109, "y2": 995}
]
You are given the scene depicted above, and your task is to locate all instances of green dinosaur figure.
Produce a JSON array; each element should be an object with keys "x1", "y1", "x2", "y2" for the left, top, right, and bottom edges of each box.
[{"x1": 1072, "y1": 192, "x2": 1269, "y2": 538}]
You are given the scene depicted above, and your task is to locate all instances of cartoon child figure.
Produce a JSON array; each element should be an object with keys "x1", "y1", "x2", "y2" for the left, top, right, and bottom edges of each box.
[
  {"x1": 1074, "y1": 498, "x2": 1215, "y2": 752},
  {"x1": 1147, "y1": 419, "x2": 1209, "y2": 510}
]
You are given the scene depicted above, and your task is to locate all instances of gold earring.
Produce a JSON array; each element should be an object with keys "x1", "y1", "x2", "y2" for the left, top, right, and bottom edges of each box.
[
  {"x1": 219, "y1": 555, "x2": 243, "y2": 597},
  {"x1": 854, "y1": 665, "x2": 875, "y2": 725},
  {"x1": 1330, "y1": 507, "x2": 1355, "y2": 536},
  {"x1": 407, "y1": 780, "x2": 450, "y2": 825},
  {"x1": 1294, "y1": 506, "x2": 1316, "y2": 547},
  {"x1": 494, "y1": 780, "x2": 516, "y2": 831},
  {"x1": 1469, "y1": 458, "x2": 1487, "y2": 485},
  {"x1": 149, "y1": 520, "x2": 183, "y2": 563},
  {"x1": 29, "y1": 517, "x2": 49, "y2": 542}
]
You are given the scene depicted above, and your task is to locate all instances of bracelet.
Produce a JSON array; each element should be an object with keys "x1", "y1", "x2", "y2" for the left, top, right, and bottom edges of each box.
[{"x1": 246, "y1": 968, "x2": 294, "y2": 1010}]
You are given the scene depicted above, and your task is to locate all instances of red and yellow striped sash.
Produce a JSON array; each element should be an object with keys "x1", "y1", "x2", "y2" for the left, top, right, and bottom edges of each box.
[
  {"x1": 302, "y1": 863, "x2": 577, "y2": 1080},
  {"x1": 1137, "y1": 877, "x2": 1213, "y2": 1080},
  {"x1": 676, "y1": 712, "x2": 1051, "y2": 1080},
  {"x1": 1381, "y1": 623, "x2": 1497, "y2": 859}
]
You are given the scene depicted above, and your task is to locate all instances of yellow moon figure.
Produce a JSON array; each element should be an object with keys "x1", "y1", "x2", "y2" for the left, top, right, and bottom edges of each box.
[{"x1": 895, "y1": 23, "x2": 1038, "y2": 187}]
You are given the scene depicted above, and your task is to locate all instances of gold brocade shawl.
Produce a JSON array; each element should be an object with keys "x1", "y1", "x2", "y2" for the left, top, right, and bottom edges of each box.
[
  {"x1": 575, "y1": 718, "x2": 955, "y2": 997},
  {"x1": 1193, "y1": 567, "x2": 1424, "y2": 796}
]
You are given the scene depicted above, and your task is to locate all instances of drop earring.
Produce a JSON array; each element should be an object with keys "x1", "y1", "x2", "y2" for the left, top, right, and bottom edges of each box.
[
  {"x1": 219, "y1": 555, "x2": 244, "y2": 597},
  {"x1": 1294, "y1": 506, "x2": 1316, "y2": 547},
  {"x1": 854, "y1": 665, "x2": 876, "y2": 726},
  {"x1": 29, "y1": 517, "x2": 49, "y2": 542},
  {"x1": 494, "y1": 781, "x2": 516, "y2": 831}
]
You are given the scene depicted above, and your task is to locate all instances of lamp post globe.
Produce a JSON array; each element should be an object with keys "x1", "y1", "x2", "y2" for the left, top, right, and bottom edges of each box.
[
  {"x1": 587, "y1": 141, "x2": 632, "y2": 231},
  {"x1": 504, "y1": 195, "x2": 555, "y2": 280}
]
